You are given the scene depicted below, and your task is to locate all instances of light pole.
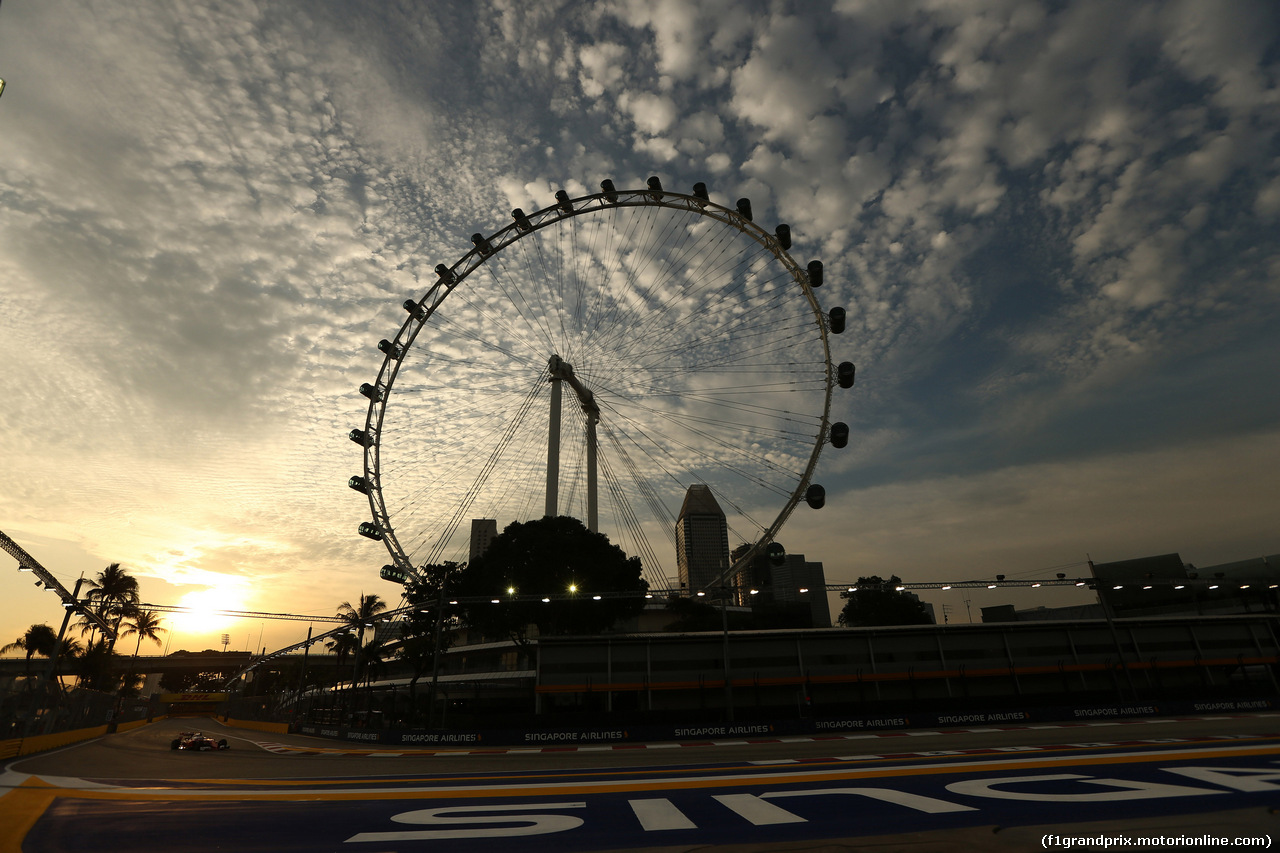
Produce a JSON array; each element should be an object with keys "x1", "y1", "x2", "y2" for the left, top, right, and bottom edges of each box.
[
  {"x1": 32, "y1": 576, "x2": 85, "y2": 736},
  {"x1": 718, "y1": 586, "x2": 734, "y2": 723},
  {"x1": 426, "y1": 574, "x2": 449, "y2": 729}
]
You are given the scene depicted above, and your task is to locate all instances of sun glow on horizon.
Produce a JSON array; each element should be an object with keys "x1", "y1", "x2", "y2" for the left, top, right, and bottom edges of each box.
[{"x1": 173, "y1": 588, "x2": 247, "y2": 636}]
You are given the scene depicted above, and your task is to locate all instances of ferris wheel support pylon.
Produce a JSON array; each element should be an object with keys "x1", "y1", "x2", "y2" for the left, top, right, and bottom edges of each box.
[{"x1": 545, "y1": 354, "x2": 601, "y2": 532}]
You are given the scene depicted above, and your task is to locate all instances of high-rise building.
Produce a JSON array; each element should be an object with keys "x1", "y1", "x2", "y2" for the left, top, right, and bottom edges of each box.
[
  {"x1": 470, "y1": 518, "x2": 498, "y2": 562},
  {"x1": 675, "y1": 485, "x2": 730, "y2": 594}
]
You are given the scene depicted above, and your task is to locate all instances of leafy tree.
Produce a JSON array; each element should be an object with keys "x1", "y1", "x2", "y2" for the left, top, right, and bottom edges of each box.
[
  {"x1": 2, "y1": 624, "x2": 59, "y2": 676},
  {"x1": 663, "y1": 595, "x2": 726, "y2": 631},
  {"x1": 75, "y1": 638, "x2": 124, "y2": 692},
  {"x1": 451, "y1": 516, "x2": 648, "y2": 647},
  {"x1": 838, "y1": 576, "x2": 934, "y2": 627}
]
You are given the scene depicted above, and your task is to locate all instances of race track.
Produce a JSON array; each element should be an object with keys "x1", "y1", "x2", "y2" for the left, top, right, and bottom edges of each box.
[{"x1": 4, "y1": 715, "x2": 1280, "y2": 851}]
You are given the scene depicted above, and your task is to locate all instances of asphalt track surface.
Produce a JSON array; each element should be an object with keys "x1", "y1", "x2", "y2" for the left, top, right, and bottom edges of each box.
[{"x1": 4, "y1": 714, "x2": 1280, "y2": 852}]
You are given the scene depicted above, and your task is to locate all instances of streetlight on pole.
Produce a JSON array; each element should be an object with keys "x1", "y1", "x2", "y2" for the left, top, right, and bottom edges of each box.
[{"x1": 31, "y1": 575, "x2": 85, "y2": 736}]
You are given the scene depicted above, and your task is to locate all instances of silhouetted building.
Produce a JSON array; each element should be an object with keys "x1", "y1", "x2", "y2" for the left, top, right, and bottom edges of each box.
[
  {"x1": 731, "y1": 545, "x2": 832, "y2": 627},
  {"x1": 772, "y1": 554, "x2": 832, "y2": 627},
  {"x1": 1091, "y1": 553, "x2": 1280, "y2": 617},
  {"x1": 676, "y1": 485, "x2": 729, "y2": 594},
  {"x1": 470, "y1": 519, "x2": 498, "y2": 561}
]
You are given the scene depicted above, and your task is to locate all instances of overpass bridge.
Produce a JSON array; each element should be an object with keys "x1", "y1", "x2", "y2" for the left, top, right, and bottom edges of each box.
[{"x1": 0, "y1": 651, "x2": 345, "y2": 679}]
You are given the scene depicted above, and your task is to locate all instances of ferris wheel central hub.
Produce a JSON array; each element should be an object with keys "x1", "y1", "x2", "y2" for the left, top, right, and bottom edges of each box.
[{"x1": 546, "y1": 354, "x2": 600, "y2": 420}]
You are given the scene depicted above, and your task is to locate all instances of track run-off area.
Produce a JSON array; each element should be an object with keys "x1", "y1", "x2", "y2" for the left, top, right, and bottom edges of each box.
[{"x1": 4, "y1": 715, "x2": 1280, "y2": 852}]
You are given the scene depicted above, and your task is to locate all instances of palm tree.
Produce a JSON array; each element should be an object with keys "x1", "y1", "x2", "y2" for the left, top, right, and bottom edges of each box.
[
  {"x1": 359, "y1": 636, "x2": 389, "y2": 687},
  {"x1": 119, "y1": 610, "x2": 166, "y2": 696},
  {"x1": 1, "y1": 624, "x2": 59, "y2": 678},
  {"x1": 120, "y1": 609, "x2": 166, "y2": 658},
  {"x1": 83, "y1": 563, "x2": 141, "y2": 653},
  {"x1": 56, "y1": 636, "x2": 84, "y2": 686},
  {"x1": 337, "y1": 593, "x2": 387, "y2": 628},
  {"x1": 336, "y1": 593, "x2": 387, "y2": 687},
  {"x1": 323, "y1": 631, "x2": 360, "y2": 685}
]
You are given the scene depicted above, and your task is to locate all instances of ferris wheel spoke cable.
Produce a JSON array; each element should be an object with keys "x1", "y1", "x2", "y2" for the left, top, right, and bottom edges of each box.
[
  {"x1": 596, "y1": 448, "x2": 668, "y2": 587},
  {"x1": 616, "y1": 218, "x2": 780, "y2": 348},
  {"x1": 424, "y1": 313, "x2": 538, "y2": 371},
  {"x1": 506, "y1": 227, "x2": 565, "y2": 355},
  {"x1": 604, "y1": 390, "x2": 816, "y2": 447},
  {"x1": 555, "y1": 211, "x2": 572, "y2": 346},
  {"x1": 600, "y1": 400, "x2": 793, "y2": 513},
  {"x1": 452, "y1": 264, "x2": 558, "y2": 364},
  {"x1": 584, "y1": 203, "x2": 657, "y2": 351},
  {"x1": 592, "y1": 203, "x2": 694, "y2": 354},
  {"x1": 383, "y1": 373, "x2": 544, "y2": 514},
  {"x1": 600, "y1": 424, "x2": 680, "y2": 558},
  {"x1": 600, "y1": 449, "x2": 670, "y2": 587},
  {"x1": 615, "y1": 256, "x2": 794, "y2": 367},
  {"x1": 416, "y1": 379, "x2": 544, "y2": 565},
  {"x1": 600, "y1": 422, "x2": 676, "y2": 535},
  {"x1": 593, "y1": 374, "x2": 821, "y2": 442},
  {"x1": 608, "y1": 401, "x2": 801, "y2": 498}
]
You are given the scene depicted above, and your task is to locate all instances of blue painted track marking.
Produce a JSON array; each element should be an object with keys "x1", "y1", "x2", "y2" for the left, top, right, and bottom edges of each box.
[{"x1": 12, "y1": 741, "x2": 1280, "y2": 852}]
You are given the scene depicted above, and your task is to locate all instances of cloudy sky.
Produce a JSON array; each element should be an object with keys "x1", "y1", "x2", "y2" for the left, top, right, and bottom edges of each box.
[{"x1": 1, "y1": 0, "x2": 1277, "y2": 653}]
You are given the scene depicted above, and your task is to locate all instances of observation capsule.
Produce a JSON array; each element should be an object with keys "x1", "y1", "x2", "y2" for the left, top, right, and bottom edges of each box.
[
  {"x1": 736, "y1": 198, "x2": 753, "y2": 221},
  {"x1": 837, "y1": 362, "x2": 856, "y2": 389},
  {"x1": 359, "y1": 383, "x2": 383, "y2": 402},
  {"x1": 378, "y1": 339, "x2": 402, "y2": 359},
  {"x1": 805, "y1": 484, "x2": 826, "y2": 509},
  {"x1": 766, "y1": 541, "x2": 786, "y2": 565},
  {"x1": 435, "y1": 263, "x2": 455, "y2": 283},
  {"x1": 472, "y1": 233, "x2": 494, "y2": 256},
  {"x1": 380, "y1": 565, "x2": 408, "y2": 584},
  {"x1": 403, "y1": 299, "x2": 425, "y2": 320},
  {"x1": 512, "y1": 208, "x2": 533, "y2": 231},
  {"x1": 600, "y1": 179, "x2": 619, "y2": 203},
  {"x1": 828, "y1": 306, "x2": 846, "y2": 334},
  {"x1": 807, "y1": 260, "x2": 823, "y2": 287},
  {"x1": 555, "y1": 190, "x2": 573, "y2": 213},
  {"x1": 348, "y1": 428, "x2": 372, "y2": 447},
  {"x1": 647, "y1": 175, "x2": 663, "y2": 199},
  {"x1": 775, "y1": 224, "x2": 791, "y2": 250},
  {"x1": 692, "y1": 182, "x2": 710, "y2": 203},
  {"x1": 358, "y1": 521, "x2": 384, "y2": 541},
  {"x1": 348, "y1": 475, "x2": 371, "y2": 494},
  {"x1": 830, "y1": 421, "x2": 849, "y2": 448}
]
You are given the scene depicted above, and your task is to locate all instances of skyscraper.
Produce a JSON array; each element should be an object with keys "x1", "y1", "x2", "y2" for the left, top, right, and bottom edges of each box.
[
  {"x1": 470, "y1": 518, "x2": 498, "y2": 562},
  {"x1": 676, "y1": 485, "x2": 729, "y2": 594}
]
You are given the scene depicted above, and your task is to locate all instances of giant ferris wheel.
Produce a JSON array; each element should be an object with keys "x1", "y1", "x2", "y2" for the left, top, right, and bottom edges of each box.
[{"x1": 349, "y1": 178, "x2": 853, "y2": 589}]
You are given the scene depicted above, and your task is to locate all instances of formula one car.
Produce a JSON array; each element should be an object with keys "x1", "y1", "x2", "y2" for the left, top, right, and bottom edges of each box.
[{"x1": 170, "y1": 731, "x2": 229, "y2": 751}]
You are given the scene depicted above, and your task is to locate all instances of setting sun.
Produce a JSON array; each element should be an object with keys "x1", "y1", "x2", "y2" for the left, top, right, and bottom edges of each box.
[{"x1": 173, "y1": 588, "x2": 247, "y2": 635}]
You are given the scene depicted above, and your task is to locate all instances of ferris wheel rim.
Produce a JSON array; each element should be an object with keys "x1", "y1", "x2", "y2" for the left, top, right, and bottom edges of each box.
[{"x1": 358, "y1": 182, "x2": 836, "y2": 584}]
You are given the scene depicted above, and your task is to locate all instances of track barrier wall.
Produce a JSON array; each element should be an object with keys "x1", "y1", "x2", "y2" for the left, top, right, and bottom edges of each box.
[
  {"x1": 0, "y1": 724, "x2": 109, "y2": 759},
  {"x1": 294, "y1": 695, "x2": 1276, "y2": 748},
  {"x1": 221, "y1": 717, "x2": 290, "y2": 735}
]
